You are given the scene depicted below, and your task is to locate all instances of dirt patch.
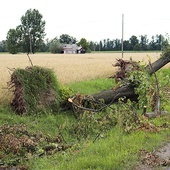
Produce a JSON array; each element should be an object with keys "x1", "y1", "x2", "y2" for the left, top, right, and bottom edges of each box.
[{"x1": 135, "y1": 143, "x2": 170, "y2": 170}]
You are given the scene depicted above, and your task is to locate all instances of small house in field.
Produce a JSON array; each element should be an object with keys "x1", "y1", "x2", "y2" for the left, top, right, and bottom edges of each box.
[{"x1": 61, "y1": 44, "x2": 85, "y2": 54}]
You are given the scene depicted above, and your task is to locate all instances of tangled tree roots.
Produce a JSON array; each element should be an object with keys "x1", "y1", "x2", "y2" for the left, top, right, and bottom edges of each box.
[
  {"x1": 110, "y1": 58, "x2": 141, "y2": 83},
  {"x1": 9, "y1": 66, "x2": 61, "y2": 115},
  {"x1": 10, "y1": 73, "x2": 27, "y2": 114}
]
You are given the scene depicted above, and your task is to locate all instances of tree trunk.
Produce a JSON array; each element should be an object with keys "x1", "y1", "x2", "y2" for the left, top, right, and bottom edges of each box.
[
  {"x1": 92, "y1": 52, "x2": 170, "y2": 104},
  {"x1": 146, "y1": 51, "x2": 170, "y2": 75},
  {"x1": 92, "y1": 85, "x2": 137, "y2": 104}
]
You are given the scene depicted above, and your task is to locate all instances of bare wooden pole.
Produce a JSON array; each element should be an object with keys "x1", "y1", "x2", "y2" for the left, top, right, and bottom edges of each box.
[
  {"x1": 27, "y1": 54, "x2": 34, "y2": 67},
  {"x1": 121, "y1": 14, "x2": 124, "y2": 58}
]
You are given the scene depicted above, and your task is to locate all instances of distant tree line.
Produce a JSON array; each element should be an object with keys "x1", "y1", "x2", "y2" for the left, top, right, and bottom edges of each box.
[
  {"x1": 1, "y1": 33, "x2": 169, "y2": 54},
  {"x1": 0, "y1": 8, "x2": 169, "y2": 54},
  {"x1": 89, "y1": 34, "x2": 169, "y2": 51}
]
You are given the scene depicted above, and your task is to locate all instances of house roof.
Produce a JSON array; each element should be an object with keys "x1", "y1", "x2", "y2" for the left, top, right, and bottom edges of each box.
[{"x1": 62, "y1": 44, "x2": 82, "y2": 50}]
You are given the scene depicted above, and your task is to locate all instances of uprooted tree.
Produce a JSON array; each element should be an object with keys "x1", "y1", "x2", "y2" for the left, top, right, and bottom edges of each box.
[
  {"x1": 9, "y1": 66, "x2": 61, "y2": 115},
  {"x1": 68, "y1": 50, "x2": 170, "y2": 117},
  {"x1": 8, "y1": 50, "x2": 170, "y2": 116},
  {"x1": 91, "y1": 51, "x2": 170, "y2": 104}
]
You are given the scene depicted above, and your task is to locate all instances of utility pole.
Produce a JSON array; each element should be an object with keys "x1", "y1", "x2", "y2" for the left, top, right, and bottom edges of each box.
[{"x1": 122, "y1": 14, "x2": 124, "y2": 58}]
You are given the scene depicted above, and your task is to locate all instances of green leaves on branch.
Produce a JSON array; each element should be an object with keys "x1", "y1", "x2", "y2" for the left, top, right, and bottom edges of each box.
[
  {"x1": 122, "y1": 61, "x2": 168, "y2": 111},
  {"x1": 6, "y1": 28, "x2": 22, "y2": 54}
]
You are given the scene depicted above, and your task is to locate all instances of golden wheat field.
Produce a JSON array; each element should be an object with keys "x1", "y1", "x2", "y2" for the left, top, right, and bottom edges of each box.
[{"x1": 0, "y1": 52, "x2": 169, "y2": 102}]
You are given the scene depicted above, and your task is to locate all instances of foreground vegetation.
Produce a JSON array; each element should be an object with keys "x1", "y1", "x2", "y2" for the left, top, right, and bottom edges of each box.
[{"x1": 0, "y1": 67, "x2": 170, "y2": 169}]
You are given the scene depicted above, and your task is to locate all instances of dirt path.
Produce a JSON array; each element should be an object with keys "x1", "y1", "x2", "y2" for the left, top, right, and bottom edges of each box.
[{"x1": 135, "y1": 142, "x2": 170, "y2": 170}]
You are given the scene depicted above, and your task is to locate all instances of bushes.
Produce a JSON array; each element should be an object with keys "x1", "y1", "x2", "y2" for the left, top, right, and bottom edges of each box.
[{"x1": 49, "y1": 39, "x2": 63, "y2": 53}]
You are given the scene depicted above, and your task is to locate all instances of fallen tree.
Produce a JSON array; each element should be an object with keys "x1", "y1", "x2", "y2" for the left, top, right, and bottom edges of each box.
[
  {"x1": 8, "y1": 51, "x2": 170, "y2": 117},
  {"x1": 68, "y1": 51, "x2": 170, "y2": 117},
  {"x1": 92, "y1": 51, "x2": 170, "y2": 104}
]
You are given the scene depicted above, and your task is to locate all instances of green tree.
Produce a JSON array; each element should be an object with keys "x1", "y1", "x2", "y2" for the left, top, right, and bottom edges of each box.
[
  {"x1": 113, "y1": 39, "x2": 121, "y2": 50},
  {"x1": 140, "y1": 35, "x2": 148, "y2": 50},
  {"x1": 149, "y1": 36, "x2": 156, "y2": 50},
  {"x1": 59, "y1": 34, "x2": 77, "y2": 44},
  {"x1": 78, "y1": 38, "x2": 90, "y2": 52},
  {"x1": 99, "y1": 40, "x2": 103, "y2": 51},
  {"x1": 89, "y1": 41, "x2": 97, "y2": 51},
  {"x1": 20, "y1": 9, "x2": 46, "y2": 54},
  {"x1": 95, "y1": 42, "x2": 101, "y2": 51},
  {"x1": 103, "y1": 39, "x2": 106, "y2": 50},
  {"x1": 129, "y1": 35, "x2": 139, "y2": 50},
  {"x1": 133, "y1": 44, "x2": 142, "y2": 51},
  {"x1": 162, "y1": 34, "x2": 169, "y2": 50},
  {"x1": 0, "y1": 40, "x2": 7, "y2": 52},
  {"x1": 149, "y1": 35, "x2": 164, "y2": 50},
  {"x1": 123, "y1": 40, "x2": 130, "y2": 51},
  {"x1": 39, "y1": 38, "x2": 50, "y2": 52},
  {"x1": 6, "y1": 28, "x2": 22, "y2": 54},
  {"x1": 106, "y1": 39, "x2": 113, "y2": 51},
  {"x1": 49, "y1": 38, "x2": 63, "y2": 53},
  {"x1": 155, "y1": 34, "x2": 164, "y2": 50}
]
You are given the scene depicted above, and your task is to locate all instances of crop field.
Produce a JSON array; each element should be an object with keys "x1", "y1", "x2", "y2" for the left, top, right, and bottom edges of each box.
[{"x1": 0, "y1": 52, "x2": 169, "y2": 102}]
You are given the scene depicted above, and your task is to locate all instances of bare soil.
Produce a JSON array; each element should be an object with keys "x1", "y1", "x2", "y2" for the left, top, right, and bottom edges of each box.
[{"x1": 135, "y1": 141, "x2": 170, "y2": 170}]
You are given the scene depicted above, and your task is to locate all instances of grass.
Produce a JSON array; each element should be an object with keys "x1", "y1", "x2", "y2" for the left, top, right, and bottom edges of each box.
[
  {"x1": 67, "y1": 78, "x2": 115, "y2": 94},
  {"x1": 0, "y1": 53, "x2": 170, "y2": 169},
  {"x1": 28, "y1": 68, "x2": 170, "y2": 169},
  {"x1": 0, "y1": 106, "x2": 76, "y2": 141},
  {"x1": 26, "y1": 123, "x2": 170, "y2": 170}
]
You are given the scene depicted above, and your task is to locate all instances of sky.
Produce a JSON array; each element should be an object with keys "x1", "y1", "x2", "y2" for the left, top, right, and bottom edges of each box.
[{"x1": 0, "y1": 0, "x2": 170, "y2": 42}]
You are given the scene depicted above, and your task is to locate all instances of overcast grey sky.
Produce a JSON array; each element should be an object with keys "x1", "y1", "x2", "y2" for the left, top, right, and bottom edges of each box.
[{"x1": 0, "y1": 0, "x2": 170, "y2": 42}]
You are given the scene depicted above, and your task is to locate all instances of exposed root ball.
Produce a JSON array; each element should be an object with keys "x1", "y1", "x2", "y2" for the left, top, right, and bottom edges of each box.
[
  {"x1": 110, "y1": 58, "x2": 141, "y2": 83},
  {"x1": 9, "y1": 66, "x2": 61, "y2": 115}
]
